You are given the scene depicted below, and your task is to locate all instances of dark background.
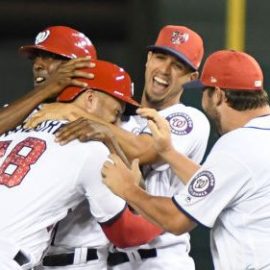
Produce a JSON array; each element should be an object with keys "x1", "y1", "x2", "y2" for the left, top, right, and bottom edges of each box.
[{"x1": 0, "y1": 1, "x2": 269, "y2": 269}]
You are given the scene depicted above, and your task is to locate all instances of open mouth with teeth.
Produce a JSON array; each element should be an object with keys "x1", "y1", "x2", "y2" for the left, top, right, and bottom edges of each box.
[
  {"x1": 152, "y1": 76, "x2": 169, "y2": 94},
  {"x1": 154, "y1": 76, "x2": 169, "y2": 86},
  {"x1": 34, "y1": 76, "x2": 46, "y2": 86}
]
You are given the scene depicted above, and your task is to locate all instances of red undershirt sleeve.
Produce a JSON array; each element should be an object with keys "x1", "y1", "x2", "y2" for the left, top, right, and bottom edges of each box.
[{"x1": 100, "y1": 207, "x2": 163, "y2": 248}]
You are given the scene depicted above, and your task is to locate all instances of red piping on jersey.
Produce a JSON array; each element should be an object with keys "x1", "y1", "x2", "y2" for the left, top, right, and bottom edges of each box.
[{"x1": 101, "y1": 207, "x2": 163, "y2": 248}]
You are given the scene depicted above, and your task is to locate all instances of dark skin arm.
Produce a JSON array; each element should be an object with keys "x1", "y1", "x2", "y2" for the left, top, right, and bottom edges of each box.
[
  {"x1": 94, "y1": 122, "x2": 157, "y2": 165},
  {"x1": 56, "y1": 118, "x2": 130, "y2": 168},
  {"x1": 54, "y1": 118, "x2": 146, "y2": 189},
  {"x1": 0, "y1": 56, "x2": 93, "y2": 134},
  {"x1": 26, "y1": 105, "x2": 157, "y2": 165},
  {"x1": 51, "y1": 115, "x2": 156, "y2": 165}
]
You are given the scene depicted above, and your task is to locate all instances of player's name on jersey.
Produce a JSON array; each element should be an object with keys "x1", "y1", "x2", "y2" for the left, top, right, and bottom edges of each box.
[{"x1": 2, "y1": 120, "x2": 65, "y2": 137}]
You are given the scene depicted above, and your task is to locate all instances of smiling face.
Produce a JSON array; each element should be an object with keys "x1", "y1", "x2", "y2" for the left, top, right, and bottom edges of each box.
[
  {"x1": 31, "y1": 50, "x2": 68, "y2": 87},
  {"x1": 142, "y1": 51, "x2": 198, "y2": 110}
]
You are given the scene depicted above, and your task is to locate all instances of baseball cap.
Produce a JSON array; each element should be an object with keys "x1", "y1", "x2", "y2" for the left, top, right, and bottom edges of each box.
[
  {"x1": 19, "y1": 26, "x2": 97, "y2": 59},
  {"x1": 57, "y1": 60, "x2": 139, "y2": 107},
  {"x1": 184, "y1": 50, "x2": 264, "y2": 91},
  {"x1": 147, "y1": 25, "x2": 204, "y2": 70}
]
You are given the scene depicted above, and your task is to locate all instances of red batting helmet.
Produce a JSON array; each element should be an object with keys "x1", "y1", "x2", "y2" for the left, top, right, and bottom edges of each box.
[
  {"x1": 57, "y1": 60, "x2": 139, "y2": 106},
  {"x1": 19, "y1": 26, "x2": 97, "y2": 59}
]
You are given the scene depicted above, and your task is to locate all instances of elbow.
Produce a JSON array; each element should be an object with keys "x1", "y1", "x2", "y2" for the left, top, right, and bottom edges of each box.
[
  {"x1": 162, "y1": 223, "x2": 184, "y2": 236},
  {"x1": 100, "y1": 208, "x2": 162, "y2": 248},
  {"x1": 167, "y1": 226, "x2": 186, "y2": 236},
  {"x1": 109, "y1": 233, "x2": 135, "y2": 249},
  {"x1": 101, "y1": 224, "x2": 131, "y2": 248},
  {"x1": 102, "y1": 220, "x2": 159, "y2": 248}
]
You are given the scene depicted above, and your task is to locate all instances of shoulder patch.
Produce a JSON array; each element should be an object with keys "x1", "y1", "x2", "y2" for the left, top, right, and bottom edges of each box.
[
  {"x1": 166, "y1": 112, "x2": 193, "y2": 135},
  {"x1": 188, "y1": 170, "x2": 215, "y2": 197}
]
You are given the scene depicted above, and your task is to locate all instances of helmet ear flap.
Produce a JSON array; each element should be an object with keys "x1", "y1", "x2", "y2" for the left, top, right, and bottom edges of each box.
[{"x1": 19, "y1": 26, "x2": 97, "y2": 60}]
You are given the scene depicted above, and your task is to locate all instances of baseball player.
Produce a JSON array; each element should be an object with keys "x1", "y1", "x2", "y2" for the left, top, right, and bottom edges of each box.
[
  {"x1": 0, "y1": 25, "x2": 96, "y2": 135},
  {"x1": 0, "y1": 60, "x2": 163, "y2": 270},
  {"x1": 18, "y1": 26, "x2": 132, "y2": 270},
  {"x1": 28, "y1": 25, "x2": 210, "y2": 269},
  {"x1": 102, "y1": 50, "x2": 270, "y2": 270}
]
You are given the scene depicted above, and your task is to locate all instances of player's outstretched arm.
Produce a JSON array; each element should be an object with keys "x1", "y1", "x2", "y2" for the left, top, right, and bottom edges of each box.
[
  {"x1": 0, "y1": 56, "x2": 93, "y2": 134},
  {"x1": 100, "y1": 159, "x2": 161, "y2": 247},
  {"x1": 56, "y1": 117, "x2": 131, "y2": 167},
  {"x1": 137, "y1": 108, "x2": 201, "y2": 183},
  {"x1": 26, "y1": 103, "x2": 158, "y2": 165},
  {"x1": 52, "y1": 115, "x2": 157, "y2": 164},
  {"x1": 102, "y1": 154, "x2": 196, "y2": 235},
  {"x1": 24, "y1": 106, "x2": 159, "y2": 165},
  {"x1": 0, "y1": 87, "x2": 57, "y2": 134}
]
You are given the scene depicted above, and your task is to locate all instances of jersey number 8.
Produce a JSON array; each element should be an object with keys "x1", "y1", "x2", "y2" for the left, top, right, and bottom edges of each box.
[{"x1": 0, "y1": 137, "x2": 46, "y2": 188}]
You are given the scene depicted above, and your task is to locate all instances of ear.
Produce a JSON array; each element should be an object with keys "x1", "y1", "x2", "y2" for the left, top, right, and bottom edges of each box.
[
  {"x1": 214, "y1": 87, "x2": 225, "y2": 106},
  {"x1": 190, "y1": 71, "x2": 199, "y2": 81},
  {"x1": 146, "y1": 51, "x2": 153, "y2": 67},
  {"x1": 84, "y1": 89, "x2": 96, "y2": 112}
]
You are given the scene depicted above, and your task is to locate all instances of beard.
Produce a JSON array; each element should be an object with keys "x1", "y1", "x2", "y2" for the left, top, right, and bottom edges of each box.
[{"x1": 204, "y1": 104, "x2": 223, "y2": 136}]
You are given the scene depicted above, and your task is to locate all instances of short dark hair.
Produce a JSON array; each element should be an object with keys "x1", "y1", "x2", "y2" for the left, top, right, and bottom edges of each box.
[
  {"x1": 224, "y1": 89, "x2": 269, "y2": 111},
  {"x1": 205, "y1": 87, "x2": 270, "y2": 111}
]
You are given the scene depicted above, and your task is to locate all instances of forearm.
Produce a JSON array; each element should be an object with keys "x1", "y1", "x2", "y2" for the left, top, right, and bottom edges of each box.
[
  {"x1": 122, "y1": 185, "x2": 195, "y2": 235},
  {"x1": 42, "y1": 105, "x2": 159, "y2": 164},
  {"x1": 0, "y1": 88, "x2": 52, "y2": 134},
  {"x1": 105, "y1": 143, "x2": 146, "y2": 190},
  {"x1": 84, "y1": 115, "x2": 159, "y2": 164},
  {"x1": 108, "y1": 125, "x2": 159, "y2": 164},
  {"x1": 104, "y1": 134, "x2": 130, "y2": 168},
  {"x1": 160, "y1": 148, "x2": 201, "y2": 184}
]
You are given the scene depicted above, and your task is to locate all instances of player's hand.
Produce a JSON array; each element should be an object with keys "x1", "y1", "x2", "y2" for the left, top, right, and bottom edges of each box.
[
  {"x1": 37, "y1": 56, "x2": 95, "y2": 97},
  {"x1": 137, "y1": 108, "x2": 173, "y2": 156},
  {"x1": 55, "y1": 118, "x2": 109, "y2": 145},
  {"x1": 24, "y1": 102, "x2": 85, "y2": 129},
  {"x1": 102, "y1": 154, "x2": 142, "y2": 199}
]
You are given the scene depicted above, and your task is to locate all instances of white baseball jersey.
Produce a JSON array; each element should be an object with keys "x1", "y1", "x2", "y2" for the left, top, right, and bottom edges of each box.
[
  {"x1": 42, "y1": 200, "x2": 110, "y2": 270},
  {"x1": 0, "y1": 257, "x2": 23, "y2": 270},
  {"x1": 0, "y1": 119, "x2": 125, "y2": 268},
  {"x1": 112, "y1": 103, "x2": 210, "y2": 269},
  {"x1": 173, "y1": 114, "x2": 270, "y2": 269}
]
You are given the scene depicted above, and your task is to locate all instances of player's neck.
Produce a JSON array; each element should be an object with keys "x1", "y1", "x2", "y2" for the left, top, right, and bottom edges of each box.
[
  {"x1": 222, "y1": 105, "x2": 270, "y2": 133},
  {"x1": 141, "y1": 93, "x2": 180, "y2": 111}
]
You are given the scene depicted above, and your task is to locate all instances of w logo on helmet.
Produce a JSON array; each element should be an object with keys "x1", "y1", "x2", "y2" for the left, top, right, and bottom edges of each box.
[
  {"x1": 35, "y1": 30, "x2": 50, "y2": 45},
  {"x1": 171, "y1": 31, "x2": 189, "y2": 45}
]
